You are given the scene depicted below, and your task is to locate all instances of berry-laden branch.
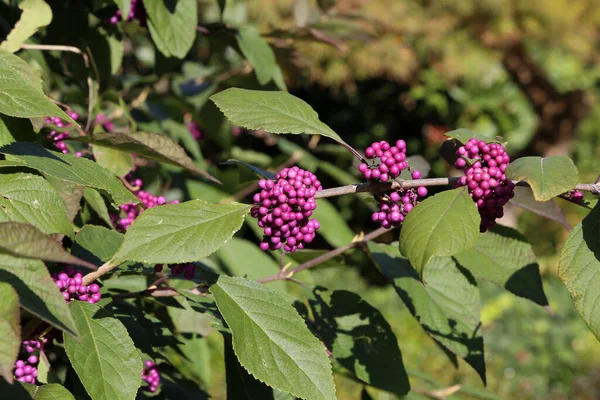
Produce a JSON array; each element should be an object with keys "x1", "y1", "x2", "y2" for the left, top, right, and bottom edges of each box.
[{"x1": 256, "y1": 226, "x2": 390, "y2": 284}]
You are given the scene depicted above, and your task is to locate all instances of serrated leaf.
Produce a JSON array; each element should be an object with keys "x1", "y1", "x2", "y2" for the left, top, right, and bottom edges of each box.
[
  {"x1": 399, "y1": 188, "x2": 480, "y2": 276},
  {"x1": 370, "y1": 244, "x2": 485, "y2": 383},
  {"x1": 0, "y1": 222, "x2": 95, "y2": 269},
  {"x1": 454, "y1": 225, "x2": 548, "y2": 306},
  {"x1": 0, "y1": 172, "x2": 73, "y2": 235},
  {"x1": 444, "y1": 128, "x2": 497, "y2": 144},
  {"x1": 111, "y1": 200, "x2": 250, "y2": 265},
  {"x1": 559, "y1": 202, "x2": 600, "y2": 341},
  {"x1": 221, "y1": 159, "x2": 276, "y2": 180},
  {"x1": 46, "y1": 176, "x2": 83, "y2": 223},
  {"x1": 92, "y1": 144, "x2": 134, "y2": 177},
  {"x1": 82, "y1": 130, "x2": 219, "y2": 183},
  {"x1": 23, "y1": 383, "x2": 76, "y2": 399},
  {"x1": 224, "y1": 333, "x2": 274, "y2": 400},
  {"x1": 145, "y1": 0, "x2": 197, "y2": 59},
  {"x1": 211, "y1": 88, "x2": 345, "y2": 145},
  {"x1": 511, "y1": 186, "x2": 571, "y2": 230},
  {"x1": 0, "y1": 282, "x2": 20, "y2": 383},
  {"x1": 0, "y1": 49, "x2": 74, "y2": 123},
  {"x1": 0, "y1": 142, "x2": 139, "y2": 206},
  {"x1": 306, "y1": 287, "x2": 410, "y2": 396},
  {"x1": 0, "y1": 0, "x2": 52, "y2": 53},
  {"x1": 0, "y1": 254, "x2": 78, "y2": 336},
  {"x1": 212, "y1": 275, "x2": 336, "y2": 400},
  {"x1": 312, "y1": 199, "x2": 354, "y2": 247},
  {"x1": 505, "y1": 156, "x2": 579, "y2": 201},
  {"x1": 237, "y1": 26, "x2": 277, "y2": 85},
  {"x1": 64, "y1": 301, "x2": 142, "y2": 400},
  {"x1": 72, "y1": 225, "x2": 123, "y2": 267},
  {"x1": 82, "y1": 188, "x2": 113, "y2": 227}
]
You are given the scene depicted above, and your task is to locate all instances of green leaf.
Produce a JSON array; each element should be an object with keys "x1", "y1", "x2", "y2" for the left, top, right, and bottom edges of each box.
[
  {"x1": 92, "y1": 145, "x2": 134, "y2": 177},
  {"x1": 370, "y1": 244, "x2": 485, "y2": 383},
  {"x1": 399, "y1": 188, "x2": 480, "y2": 276},
  {"x1": 0, "y1": 282, "x2": 20, "y2": 383},
  {"x1": 505, "y1": 156, "x2": 579, "y2": 201},
  {"x1": 217, "y1": 237, "x2": 285, "y2": 292},
  {"x1": 306, "y1": 287, "x2": 410, "y2": 396},
  {"x1": 510, "y1": 186, "x2": 571, "y2": 231},
  {"x1": 454, "y1": 225, "x2": 548, "y2": 307},
  {"x1": 559, "y1": 202, "x2": 600, "y2": 341},
  {"x1": 46, "y1": 176, "x2": 84, "y2": 223},
  {"x1": 211, "y1": 88, "x2": 345, "y2": 145},
  {"x1": 0, "y1": 0, "x2": 52, "y2": 53},
  {"x1": 72, "y1": 225, "x2": 123, "y2": 267},
  {"x1": 0, "y1": 172, "x2": 73, "y2": 235},
  {"x1": 112, "y1": 0, "x2": 130, "y2": 19},
  {"x1": 224, "y1": 333, "x2": 275, "y2": 400},
  {"x1": 111, "y1": 200, "x2": 250, "y2": 265},
  {"x1": 212, "y1": 275, "x2": 336, "y2": 400},
  {"x1": 82, "y1": 188, "x2": 114, "y2": 227},
  {"x1": 64, "y1": 301, "x2": 142, "y2": 400},
  {"x1": 82, "y1": 130, "x2": 219, "y2": 183},
  {"x1": 237, "y1": 26, "x2": 277, "y2": 85},
  {"x1": 444, "y1": 129, "x2": 497, "y2": 144},
  {"x1": 0, "y1": 143, "x2": 139, "y2": 207},
  {"x1": 0, "y1": 222, "x2": 95, "y2": 269},
  {"x1": 0, "y1": 254, "x2": 78, "y2": 336},
  {"x1": 0, "y1": 49, "x2": 74, "y2": 123},
  {"x1": 312, "y1": 199, "x2": 354, "y2": 247},
  {"x1": 24, "y1": 383, "x2": 76, "y2": 399},
  {"x1": 145, "y1": 0, "x2": 197, "y2": 59}
]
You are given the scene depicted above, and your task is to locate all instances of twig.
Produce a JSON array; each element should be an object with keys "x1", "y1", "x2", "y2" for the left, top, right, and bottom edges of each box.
[
  {"x1": 256, "y1": 226, "x2": 390, "y2": 283},
  {"x1": 82, "y1": 260, "x2": 115, "y2": 286},
  {"x1": 20, "y1": 44, "x2": 95, "y2": 132},
  {"x1": 413, "y1": 384, "x2": 462, "y2": 400}
]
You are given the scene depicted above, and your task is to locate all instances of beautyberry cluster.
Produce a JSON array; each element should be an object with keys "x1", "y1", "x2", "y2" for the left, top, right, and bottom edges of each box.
[
  {"x1": 250, "y1": 166, "x2": 321, "y2": 252},
  {"x1": 372, "y1": 183, "x2": 428, "y2": 228},
  {"x1": 107, "y1": 0, "x2": 147, "y2": 25},
  {"x1": 142, "y1": 360, "x2": 160, "y2": 393},
  {"x1": 563, "y1": 189, "x2": 584, "y2": 203},
  {"x1": 186, "y1": 120, "x2": 204, "y2": 140},
  {"x1": 52, "y1": 266, "x2": 101, "y2": 304},
  {"x1": 13, "y1": 338, "x2": 47, "y2": 384},
  {"x1": 114, "y1": 176, "x2": 179, "y2": 231},
  {"x1": 358, "y1": 140, "x2": 410, "y2": 181},
  {"x1": 154, "y1": 263, "x2": 196, "y2": 280},
  {"x1": 95, "y1": 113, "x2": 115, "y2": 132},
  {"x1": 46, "y1": 112, "x2": 80, "y2": 156},
  {"x1": 453, "y1": 138, "x2": 515, "y2": 232}
]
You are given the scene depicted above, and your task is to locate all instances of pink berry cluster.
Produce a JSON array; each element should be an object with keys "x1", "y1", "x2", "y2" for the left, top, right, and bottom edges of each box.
[
  {"x1": 186, "y1": 120, "x2": 204, "y2": 140},
  {"x1": 142, "y1": 360, "x2": 160, "y2": 393},
  {"x1": 13, "y1": 338, "x2": 47, "y2": 383},
  {"x1": 52, "y1": 266, "x2": 101, "y2": 304},
  {"x1": 107, "y1": 0, "x2": 147, "y2": 25},
  {"x1": 46, "y1": 112, "x2": 81, "y2": 157},
  {"x1": 113, "y1": 176, "x2": 179, "y2": 231},
  {"x1": 563, "y1": 189, "x2": 584, "y2": 203},
  {"x1": 95, "y1": 113, "x2": 115, "y2": 132},
  {"x1": 358, "y1": 140, "x2": 410, "y2": 181},
  {"x1": 372, "y1": 182, "x2": 428, "y2": 229},
  {"x1": 250, "y1": 166, "x2": 321, "y2": 252},
  {"x1": 453, "y1": 138, "x2": 515, "y2": 232},
  {"x1": 154, "y1": 263, "x2": 195, "y2": 280}
]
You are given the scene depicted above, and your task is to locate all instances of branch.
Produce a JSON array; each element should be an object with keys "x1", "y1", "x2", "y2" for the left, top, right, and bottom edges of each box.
[
  {"x1": 256, "y1": 226, "x2": 390, "y2": 284},
  {"x1": 82, "y1": 260, "x2": 117, "y2": 286},
  {"x1": 20, "y1": 44, "x2": 95, "y2": 132}
]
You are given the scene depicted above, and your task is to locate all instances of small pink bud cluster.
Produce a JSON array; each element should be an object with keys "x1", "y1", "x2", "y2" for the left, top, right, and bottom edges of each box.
[
  {"x1": 454, "y1": 138, "x2": 514, "y2": 232},
  {"x1": 250, "y1": 166, "x2": 321, "y2": 252},
  {"x1": 358, "y1": 140, "x2": 409, "y2": 181},
  {"x1": 52, "y1": 266, "x2": 101, "y2": 304},
  {"x1": 13, "y1": 338, "x2": 47, "y2": 383},
  {"x1": 371, "y1": 170, "x2": 428, "y2": 228},
  {"x1": 107, "y1": 0, "x2": 147, "y2": 25},
  {"x1": 46, "y1": 112, "x2": 81, "y2": 157},
  {"x1": 154, "y1": 263, "x2": 195, "y2": 280},
  {"x1": 114, "y1": 177, "x2": 179, "y2": 231},
  {"x1": 142, "y1": 360, "x2": 160, "y2": 393},
  {"x1": 563, "y1": 189, "x2": 584, "y2": 203},
  {"x1": 186, "y1": 120, "x2": 204, "y2": 140},
  {"x1": 94, "y1": 113, "x2": 115, "y2": 132}
]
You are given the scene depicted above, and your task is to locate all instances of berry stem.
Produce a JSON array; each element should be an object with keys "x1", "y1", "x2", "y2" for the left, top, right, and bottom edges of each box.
[{"x1": 256, "y1": 226, "x2": 390, "y2": 284}]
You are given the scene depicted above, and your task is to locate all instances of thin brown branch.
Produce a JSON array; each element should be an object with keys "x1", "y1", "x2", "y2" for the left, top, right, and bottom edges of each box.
[
  {"x1": 256, "y1": 226, "x2": 390, "y2": 284},
  {"x1": 82, "y1": 260, "x2": 116, "y2": 286}
]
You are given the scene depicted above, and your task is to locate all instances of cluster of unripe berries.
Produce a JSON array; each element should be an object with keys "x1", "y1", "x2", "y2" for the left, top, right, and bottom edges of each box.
[
  {"x1": 154, "y1": 263, "x2": 196, "y2": 280},
  {"x1": 13, "y1": 338, "x2": 47, "y2": 383},
  {"x1": 453, "y1": 138, "x2": 515, "y2": 232},
  {"x1": 186, "y1": 120, "x2": 204, "y2": 140},
  {"x1": 359, "y1": 140, "x2": 410, "y2": 182},
  {"x1": 52, "y1": 266, "x2": 101, "y2": 304},
  {"x1": 45, "y1": 112, "x2": 81, "y2": 157},
  {"x1": 114, "y1": 176, "x2": 179, "y2": 231},
  {"x1": 142, "y1": 360, "x2": 160, "y2": 393},
  {"x1": 250, "y1": 166, "x2": 321, "y2": 252},
  {"x1": 106, "y1": 0, "x2": 147, "y2": 25}
]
